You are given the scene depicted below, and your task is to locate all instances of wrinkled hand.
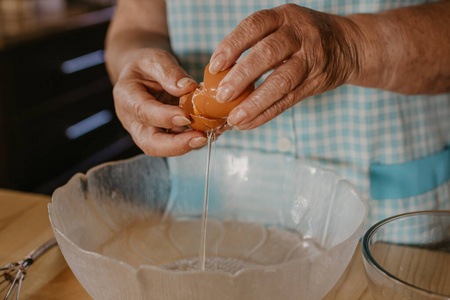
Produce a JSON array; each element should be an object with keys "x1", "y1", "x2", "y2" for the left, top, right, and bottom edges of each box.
[
  {"x1": 209, "y1": 4, "x2": 362, "y2": 130},
  {"x1": 113, "y1": 49, "x2": 208, "y2": 156}
]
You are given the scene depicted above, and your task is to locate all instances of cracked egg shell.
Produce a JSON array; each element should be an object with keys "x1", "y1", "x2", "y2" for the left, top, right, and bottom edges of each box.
[
  {"x1": 193, "y1": 63, "x2": 255, "y2": 119},
  {"x1": 179, "y1": 92, "x2": 226, "y2": 132},
  {"x1": 179, "y1": 63, "x2": 255, "y2": 132}
]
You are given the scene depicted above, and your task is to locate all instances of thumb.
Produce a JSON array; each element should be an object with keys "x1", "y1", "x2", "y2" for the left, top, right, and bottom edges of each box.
[
  {"x1": 175, "y1": 76, "x2": 198, "y2": 94},
  {"x1": 143, "y1": 51, "x2": 198, "y2": 96}
]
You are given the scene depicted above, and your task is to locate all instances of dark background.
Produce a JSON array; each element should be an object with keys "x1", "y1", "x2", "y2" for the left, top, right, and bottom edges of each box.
[{"x1": 0, "y1": 0, "x2": 142, "y2": 194}]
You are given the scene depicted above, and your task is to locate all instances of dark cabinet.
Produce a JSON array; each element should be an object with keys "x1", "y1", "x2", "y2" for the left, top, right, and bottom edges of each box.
[{"x1": 0, "y1": 7, "x2": 141, "y2": 194}]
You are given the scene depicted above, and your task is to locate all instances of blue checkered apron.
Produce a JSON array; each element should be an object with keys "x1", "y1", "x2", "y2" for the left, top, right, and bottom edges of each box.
[{"x1": 165, "y1": 0, "x2": 450, "y2": 229}]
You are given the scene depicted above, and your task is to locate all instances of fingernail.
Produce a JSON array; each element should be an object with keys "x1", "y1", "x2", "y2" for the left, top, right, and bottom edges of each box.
[
  {"x1": 209, "y1": 53, "x2": 226, "y2": 74},
  {"x1": 217, "y1": 84, "x2": 233, "y2": 103},
  {"x1": 227, "y1": 108, "x2": 247, "y2": 126},
  {"x1": 177, "y1": 77, "x2": 196, "y2": 88},
  {"x1": 189, "y1": 137, "x2": 208, "y2": 149},
  {"x1": 172, "y1": 116, "x2": 191, "y2": 126}
]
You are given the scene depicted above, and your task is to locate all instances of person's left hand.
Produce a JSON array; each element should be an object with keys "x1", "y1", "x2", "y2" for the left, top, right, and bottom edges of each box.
[{"x1": 208, "y1": 4, "x2": 364, "y2": 130}]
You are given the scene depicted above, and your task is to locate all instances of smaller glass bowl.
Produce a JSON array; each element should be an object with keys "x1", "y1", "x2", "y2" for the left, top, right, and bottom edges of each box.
[{"x1": 362, "y1": 211, "x2": 450, "y2": 300}]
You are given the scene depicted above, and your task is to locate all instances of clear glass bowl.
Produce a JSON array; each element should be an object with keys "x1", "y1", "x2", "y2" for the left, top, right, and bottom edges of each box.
[
  {"x1": 362, "y1": 211, "x2": 450, "y2": 300},
  {"x1": 49, "y1": 148, "x2": 367, "y2": 300}
]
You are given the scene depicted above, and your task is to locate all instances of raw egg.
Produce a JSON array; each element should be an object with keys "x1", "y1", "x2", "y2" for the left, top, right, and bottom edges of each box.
[{"x1": 179, "y1": 63, "x2": 255, "y2": 132}]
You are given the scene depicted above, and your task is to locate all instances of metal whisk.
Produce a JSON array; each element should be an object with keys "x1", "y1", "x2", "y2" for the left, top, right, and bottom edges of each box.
[{"x1": 0, "y1": 238, "x2": 58, "y2": 300}]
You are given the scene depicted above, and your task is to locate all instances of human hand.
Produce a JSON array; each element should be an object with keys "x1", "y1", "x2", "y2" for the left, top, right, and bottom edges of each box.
[
  {"x1": 113, "y1": 48, "x2": 209, "y2": 156},
  {"x1": 208, "y1": 4, "x2": 362, "y2": 130}
]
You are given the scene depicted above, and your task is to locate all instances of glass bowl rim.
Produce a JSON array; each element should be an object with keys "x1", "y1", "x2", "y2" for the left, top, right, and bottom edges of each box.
[{"x1": 362, "y1": 210, "x2": 450, "y2": 297}]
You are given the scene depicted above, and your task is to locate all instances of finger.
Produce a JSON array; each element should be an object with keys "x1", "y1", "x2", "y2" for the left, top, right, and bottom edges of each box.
[
  {"x1": 168, "y1": 126, "x2": 193, "y2": 134},
  {"x1": 154, "y1": 89, "x2": 180, "y2": 106},
  {"x1": 236, "y1": 90, "x2": 300, "y2": 131},
  {"x1": 128, "y1": 121, "x2": 207, "y2": 157},
  {"x1": 138, "y1": 49, "x2": 197, "y2": 96},
  {"x1": 209, "y1": 8, "x2": 282, "y2": 74},
  {"x1": 114, "y1": 81, "x2": 191, "y2": 129},
  {"x1": 227, "y1": 56, "x2": 307, "y2": 126},
  {"x1": 216, "y1": 123, "x2": 232, "y2": 135},
  {"x1": 216, "y1": 26, "x2": 300, "y2": 103}
]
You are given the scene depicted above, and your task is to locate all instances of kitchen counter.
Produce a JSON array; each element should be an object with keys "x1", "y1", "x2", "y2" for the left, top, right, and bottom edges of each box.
[{"x1": 0, "y1": 189, "x2": 372, "y2": 299}]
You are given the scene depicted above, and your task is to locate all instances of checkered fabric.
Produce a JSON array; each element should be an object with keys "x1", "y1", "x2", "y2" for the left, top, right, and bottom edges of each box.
[{"x1": 165, "y1": 0, "x2": 450, "y2": 229}]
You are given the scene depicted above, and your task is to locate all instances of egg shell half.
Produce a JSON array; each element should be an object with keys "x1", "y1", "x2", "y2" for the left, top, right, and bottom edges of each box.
[
  {"x1": 179, "y1": 63, "x2": 255, "y2": 132},
  {"x1": 180, "y1": 92, "x2": 226, "y2": 132},
  {"x1": 192, "y1": 63, "x2": 255, "y2": 119}
]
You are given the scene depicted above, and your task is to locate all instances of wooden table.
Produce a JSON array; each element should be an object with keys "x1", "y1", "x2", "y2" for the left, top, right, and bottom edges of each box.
[{"x1": 0, "y1": 189, "x2": 372, "y2": 299}]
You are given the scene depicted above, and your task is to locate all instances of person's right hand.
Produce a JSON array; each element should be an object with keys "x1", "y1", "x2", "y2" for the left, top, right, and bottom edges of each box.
[{"x1": 113, "y1": 48, "x2": 208, "y2": 157}]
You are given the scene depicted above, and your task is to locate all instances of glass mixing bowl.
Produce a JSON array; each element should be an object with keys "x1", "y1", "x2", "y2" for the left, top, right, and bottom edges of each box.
[
  {"x1": 362, "y1": 211, "x2": 450, "y2": 300},
  {"x1": 49, "y1": 148, "x2": 367, "y2": 300}
]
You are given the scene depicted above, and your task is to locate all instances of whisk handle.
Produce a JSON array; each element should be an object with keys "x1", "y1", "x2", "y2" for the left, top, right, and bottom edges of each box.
[{"x1": 24, "y1": 238, "x2": 58, "y2": 267}]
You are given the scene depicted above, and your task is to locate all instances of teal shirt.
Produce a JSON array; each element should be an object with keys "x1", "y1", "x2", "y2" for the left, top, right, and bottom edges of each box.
[{"x1": 165, "y1": 0, "x2": 450, "y2": 228}]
